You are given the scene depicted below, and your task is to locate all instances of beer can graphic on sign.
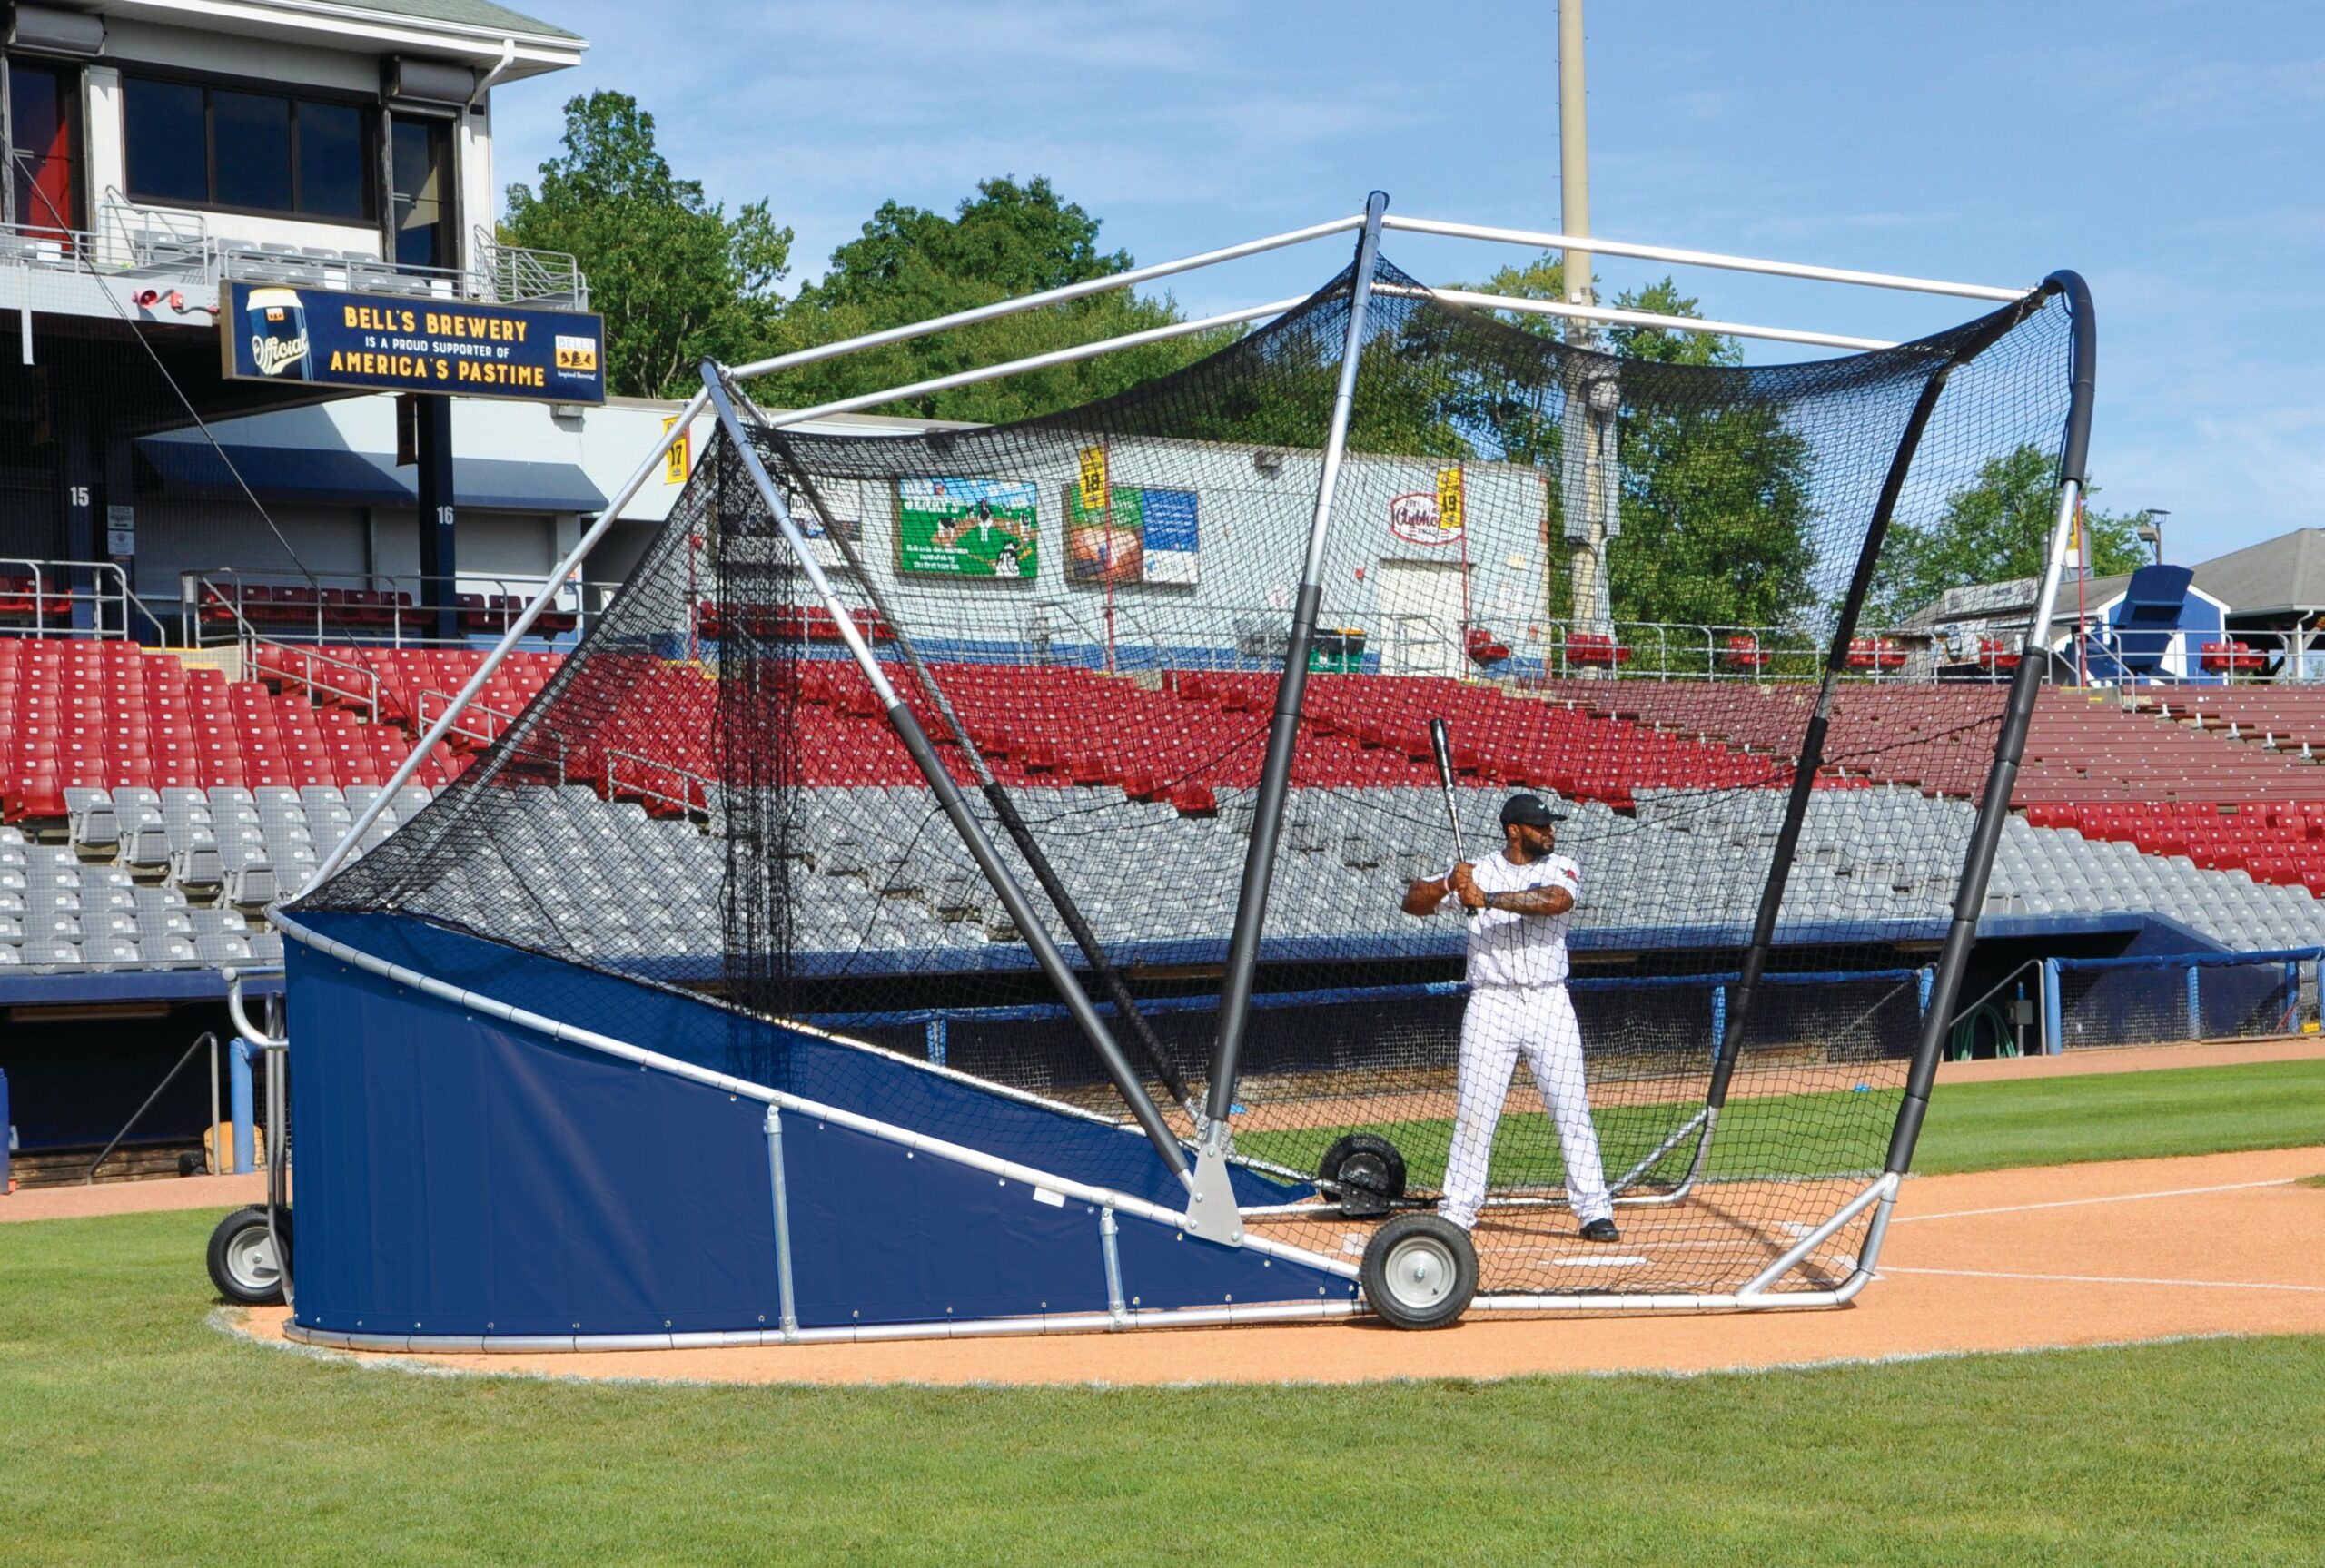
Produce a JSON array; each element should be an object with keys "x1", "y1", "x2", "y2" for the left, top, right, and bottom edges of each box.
[{"x1": 245, "y1": 288, "x2": 312, "y2": 380}]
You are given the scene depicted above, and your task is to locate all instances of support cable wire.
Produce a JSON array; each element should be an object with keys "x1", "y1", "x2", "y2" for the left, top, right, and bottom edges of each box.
[{"x1": 11, "y1": 165, "x2": 369, "y2": 648}]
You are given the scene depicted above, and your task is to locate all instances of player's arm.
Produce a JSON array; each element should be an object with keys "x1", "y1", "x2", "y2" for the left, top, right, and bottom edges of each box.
[
  {"x1": 1402, "y1": 865, "x2": 1461, "y2": 916},
  {"x1": 1478, "y1": 884, "x2": 1574, "y2": 917}
]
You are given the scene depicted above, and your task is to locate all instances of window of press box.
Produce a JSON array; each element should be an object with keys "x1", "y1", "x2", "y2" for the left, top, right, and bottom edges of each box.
[{"x1": 122, "y1": 75, "x2": 374, "y2": 221}]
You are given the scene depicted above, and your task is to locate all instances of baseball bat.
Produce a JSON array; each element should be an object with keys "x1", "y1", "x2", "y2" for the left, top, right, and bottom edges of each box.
[{"x1": 1427, "y1": 717, "x2": 1477, "y2": 918}]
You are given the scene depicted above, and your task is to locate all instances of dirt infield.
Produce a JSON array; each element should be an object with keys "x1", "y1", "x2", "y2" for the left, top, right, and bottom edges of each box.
[
  {"x1": 0, "y1": 1173, "x2": 268, "y2": 1224},
  {"x1": 227, "y1": 1143, "x2": 2325, "y2": 1386}
]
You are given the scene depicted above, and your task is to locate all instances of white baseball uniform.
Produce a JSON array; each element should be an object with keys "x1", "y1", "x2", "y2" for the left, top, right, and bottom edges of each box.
[{"x1": 1431, "y1": 849, "x2": 1612, "y2": 1231}]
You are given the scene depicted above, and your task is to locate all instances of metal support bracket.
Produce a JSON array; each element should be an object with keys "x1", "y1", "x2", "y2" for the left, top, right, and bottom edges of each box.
[
  {"x1": 1181, "y1": 1136, "x2": 1245, "y2": 1247},
  {"x1": 1735, "y1": 1172, "x2": 1896, "y2": 1301},
  {"x1": 1099, "y1": 1207, "x2": 1130, "y2": 1326},
  {"x1": 765, "y1": 1105, "x2": 799, "y2": 1340}
]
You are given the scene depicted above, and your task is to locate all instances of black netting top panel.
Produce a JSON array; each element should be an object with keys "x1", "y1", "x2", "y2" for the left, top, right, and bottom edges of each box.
[{"x1": 296, "y1": 248, "x2": 2079, "y2": 1300}]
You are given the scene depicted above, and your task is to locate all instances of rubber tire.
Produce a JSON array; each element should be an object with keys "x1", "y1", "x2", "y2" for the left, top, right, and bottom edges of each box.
[
  {"x1": 206, "y1": 1204, "x2": 291, "y2": 1306},
  {"x1": 1360, "y1": 1213, "x2": 1479, "y2": 1331},
  {"x1": 1319, "y1": 1132, "x2": 1408, "y2": 1218}
]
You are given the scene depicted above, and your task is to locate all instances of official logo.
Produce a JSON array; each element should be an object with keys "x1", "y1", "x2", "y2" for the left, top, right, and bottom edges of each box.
[
  {"x1": 1389, "y1": 491, "x2": 1461, "y2": 547},
  {"x1": 244, "y1": 288, "x2": 312, "y2": 380},
  {"x1": 554, "y1": 335, "x2": 599, "y2": 374}
]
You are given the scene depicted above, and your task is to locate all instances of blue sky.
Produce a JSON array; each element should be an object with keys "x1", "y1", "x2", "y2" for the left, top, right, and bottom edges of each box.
[{"x1": 496, "y1": 1, "x2": 2323, "y2": 562}]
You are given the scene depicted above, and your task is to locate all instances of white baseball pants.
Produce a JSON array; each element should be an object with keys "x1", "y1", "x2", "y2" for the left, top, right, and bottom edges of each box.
[{"x1": 1440, "y1": 983, "x2": 1612, "y2": 1230}]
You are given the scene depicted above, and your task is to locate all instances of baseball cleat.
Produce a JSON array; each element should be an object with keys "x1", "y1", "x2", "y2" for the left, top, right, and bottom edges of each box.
[{"x1": 1578, "y1": 1218, "x2": 1620, "y2": 1243}]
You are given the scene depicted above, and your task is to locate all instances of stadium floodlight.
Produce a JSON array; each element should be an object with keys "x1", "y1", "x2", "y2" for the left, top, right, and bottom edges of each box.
[{"x1": 268, "y1": 191, "x2": 2096, "y2": 1349}]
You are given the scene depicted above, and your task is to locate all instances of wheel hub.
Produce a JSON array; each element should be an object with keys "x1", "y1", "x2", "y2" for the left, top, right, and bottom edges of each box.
[
  {"x1": 1385, "y1": 1237, "x2": 1455, "y2": 1308},
  {"x1": 228, "y1": 1228, "x2": 280, "y2": 1290}
]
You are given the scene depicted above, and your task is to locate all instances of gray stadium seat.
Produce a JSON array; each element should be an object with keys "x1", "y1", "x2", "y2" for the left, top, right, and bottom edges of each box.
[
  {"x1": 119, "y1": 825, "x2": 173, "y2": 881},
  {"x1": 24, "y1": 940, "x2": 79, "y2": 969},
  {"x1": 173, "y1": 838, "x2": 225, "y2": 897},
  {"x1": 223, "y1": 860, "x2": 280, "y2": 910},
  {"x1": 0, "y1": 913, "x2": 22, "y2": 944},
  {"x1": 195, "y1": 932, "x2": 255, "y2": 964},
  {"x1": 28, "y1": 908, "x2": 83, "y2": 942},
  {"x1": 153, "y1": 935, "x2": 201, "y2": 966},
  {"x1": 70, "y1": 803, "x2": 120, "y2": 858}
]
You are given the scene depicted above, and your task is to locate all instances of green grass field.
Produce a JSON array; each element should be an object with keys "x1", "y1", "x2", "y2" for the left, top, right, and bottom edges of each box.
[
  {"x1": 1242, "y1": 1057, "x2": 2325, "y2": 1188},
  {"x1": 0, "y1": 1057, "x2": 2320, "y2": 1565}
]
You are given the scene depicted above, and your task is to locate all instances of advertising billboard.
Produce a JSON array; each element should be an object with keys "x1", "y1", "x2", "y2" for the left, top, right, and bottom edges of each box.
[
  {"x1": 1065, "y1": 483, "x2": 1199, "y2": 586},
  {"x1": 222, "y1": 281, "x2": 607, "y2": 405},
  {"x1": 896, "y1": 477, "x2": 1039, "y2": 577}
]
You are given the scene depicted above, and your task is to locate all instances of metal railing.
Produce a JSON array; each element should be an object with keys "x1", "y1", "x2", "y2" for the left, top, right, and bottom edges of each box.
[
  {"x1": 416, "y1": 686, "x2": 520, "y2": 751},
  {"x1": 186, "y1": 567, "x2": 609, "y2": 650},
  {"x1": 250, "y1": 638, "x2": 382, "y2": 722},
  {"x1": 1, "y1": 557, "x2": 173, "y2": 643},
  {"x1": 473, "y1": 226, "x2": 589, "y2": 308},
  {"x1": 605, "y1": 746, "x2": 715, "y2": 817},
  {"x1": 0, "y1": 197, "x2": 587, "y2": 310}
]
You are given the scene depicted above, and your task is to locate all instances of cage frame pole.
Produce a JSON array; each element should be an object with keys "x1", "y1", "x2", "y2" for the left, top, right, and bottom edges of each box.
[
  {"x1": 1697, "y1": 284, "x2": 2064, "y2": 1144},
  {"x1": 1378, "y1": 284, "x2": 1896, "y2": 352},
  {"x1": 698, "y1": 364, "x2": 1195, "y2": 1189},
  {"x1": 299, "y1": 390, "x2": 709, "y2": 893},
  {"x1": 1886, "y1": 271, "x2": 2095, "y2": 1178},
  {"x1": 726, "y1": 218, "x2": 1365, "y2": 380},
  {"x1": 1379, "y1": 214, "x2": 2025, "y2": 301},
  {"x1": 756, "y1": 298, "x2": 1308, "y2": 429},
  {"x1": 735, "y1": 398, "x2": 1197, "y2": 1113},
  {"x1": 1202, "y1": 191, "x2": 1390, "y2": 1138},
  {"x1": 1698, "y1": 367, "x2": 1960, "y2": 1119}
]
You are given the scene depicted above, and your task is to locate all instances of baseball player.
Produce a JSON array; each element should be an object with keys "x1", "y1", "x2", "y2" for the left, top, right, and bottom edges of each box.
[{"x1": 1401, "y1": 793, "x2": 1618, "y2": 1242}]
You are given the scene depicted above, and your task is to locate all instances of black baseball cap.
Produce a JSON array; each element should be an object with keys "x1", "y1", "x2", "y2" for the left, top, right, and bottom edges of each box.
[{"x1": 1500, "y1": 793, "x2": 1569, "y2": 828}]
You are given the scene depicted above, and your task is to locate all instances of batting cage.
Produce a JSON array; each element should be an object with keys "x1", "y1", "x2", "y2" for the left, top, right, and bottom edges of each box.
[{"x1": 271, "y1": 198, "x2": 2097, "y2": 1345}]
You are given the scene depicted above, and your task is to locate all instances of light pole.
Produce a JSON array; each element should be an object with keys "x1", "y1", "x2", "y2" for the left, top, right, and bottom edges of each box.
[{"x1": 2134, "y1": 508, "x2": 2168, "y2": 566}]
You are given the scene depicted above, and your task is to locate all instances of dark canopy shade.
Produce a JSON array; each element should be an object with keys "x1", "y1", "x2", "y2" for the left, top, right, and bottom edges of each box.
[{"x1": 136, "y1": 437, "x2": 608, "y2": 513}]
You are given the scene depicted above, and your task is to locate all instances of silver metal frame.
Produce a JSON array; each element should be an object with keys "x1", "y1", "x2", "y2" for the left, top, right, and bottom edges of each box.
[
  {"x1": 698, "y1": 366, "x2": 1192, "y2": 1187},
  {"x1": 269, "y1": 903, "x2": 1889, "y2": 1349},
  {"x1": 278, "y1": 198, "x2": 2050, "y2": 1335},
  {"x1": 300, "y1": 392, "x2": 709, "y2": 892}
]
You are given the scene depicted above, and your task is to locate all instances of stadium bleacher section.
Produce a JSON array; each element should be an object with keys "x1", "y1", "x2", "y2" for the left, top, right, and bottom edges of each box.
[{"x1": 12, "y1": 628, "x2": 2325, "y2": 983}]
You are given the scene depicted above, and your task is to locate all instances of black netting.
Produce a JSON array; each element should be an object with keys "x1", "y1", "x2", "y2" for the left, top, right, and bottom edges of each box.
[{"x1": 298, "y1": 249, "x2": 2079, "y2": 1301}]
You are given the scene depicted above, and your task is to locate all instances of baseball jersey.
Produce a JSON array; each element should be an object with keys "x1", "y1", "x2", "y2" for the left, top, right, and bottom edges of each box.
[{"x1": 1438, "y1": 851, "x2": 1581, "y2": 989}]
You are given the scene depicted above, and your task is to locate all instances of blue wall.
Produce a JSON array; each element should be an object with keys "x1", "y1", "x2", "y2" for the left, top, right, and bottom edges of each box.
[{"x1": 283, "y1": 916, "x2": 1341, "y2": 1338}]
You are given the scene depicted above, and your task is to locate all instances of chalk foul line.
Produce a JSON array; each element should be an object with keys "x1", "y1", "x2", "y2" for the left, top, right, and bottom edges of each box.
[
  {"x1": 1879, "y1": 1265, "x2": 2325, "y2": 1295},
  {"x1": 1895, "y1": 1178, "x2": 2298, "y2": 1224}
]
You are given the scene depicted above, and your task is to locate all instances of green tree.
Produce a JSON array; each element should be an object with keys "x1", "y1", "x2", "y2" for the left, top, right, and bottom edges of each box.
[
  {"x1": 502, "y1": 91, "x2": 792, "y2": 398},
  {"x1": 1868, "y1": 444, "x2": 2144, "y2": 625},
  {"x1": 1452, "y1": 255, "x2": 1818, "y2": 628},
  {"x1": 754, "y1": 177, "x2": 1227, "y2": 423}
]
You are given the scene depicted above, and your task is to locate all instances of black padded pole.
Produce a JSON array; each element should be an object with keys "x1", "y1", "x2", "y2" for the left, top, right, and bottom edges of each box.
[
  {"x1": 1705, "y1": 284, "x2": 2060, "y2": 1116},
  {"x1": 700, "y1": 368, "x2": 1192, "y2": 1181},
  {"x1": 1705, "y1": 366, "x2": 1957, "y2": 1111},
  {"x1": 756, "y1": 432, "x2": 1194, "y2": 1110},
  {"x1": 1204, "y1": 192, "x2": 1390, "y2": 1129},
  {"x1": 1887, "y1": 271, "x2": 2094, "y2": 1176}
]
